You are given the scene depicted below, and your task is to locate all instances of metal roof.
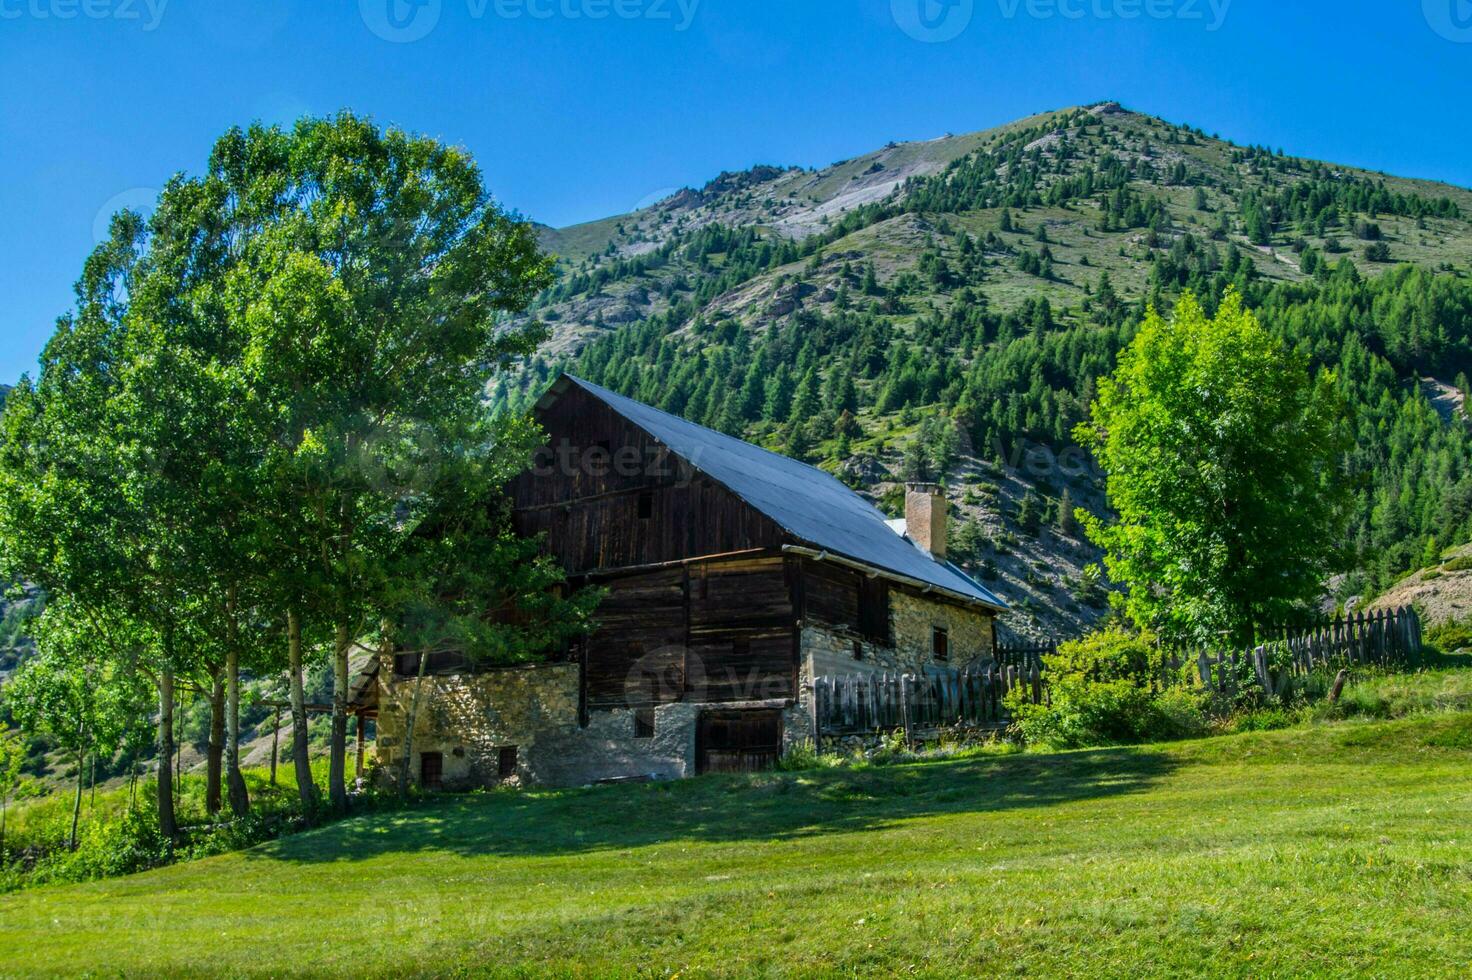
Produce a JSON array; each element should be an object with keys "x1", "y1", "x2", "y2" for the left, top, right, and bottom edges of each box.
[{"x1": 544, "y1": 375, "x2": 1008, "y2": 611}]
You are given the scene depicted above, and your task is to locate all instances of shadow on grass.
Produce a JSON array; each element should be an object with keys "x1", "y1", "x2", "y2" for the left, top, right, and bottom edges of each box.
[{"x1": 248, "y1": 745, "x2": 1178, "y2": 864}]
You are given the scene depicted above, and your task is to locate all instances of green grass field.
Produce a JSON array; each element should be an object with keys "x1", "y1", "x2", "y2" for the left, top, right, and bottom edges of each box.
[{"x1": 4, "y1": 696, "x2": 1472, "y2": 978}]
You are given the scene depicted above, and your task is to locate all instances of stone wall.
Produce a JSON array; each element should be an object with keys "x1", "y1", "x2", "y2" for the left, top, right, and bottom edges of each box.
[
  {"x1": 376, "y1": 658, "x2": 816, "y2": 788},
  {"x1": 375, "y1": 662, "x2": 580, "y2": 789},
  {"x1": 891, "y1": 591, "x2": 995, "y2": 668},
  {"x1": 803, "y1": 593, "x2": 995, "y2": 679}
]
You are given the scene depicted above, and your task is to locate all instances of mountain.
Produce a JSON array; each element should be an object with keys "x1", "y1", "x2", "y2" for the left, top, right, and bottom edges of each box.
[{"x1": 494, "y1": 102, "x2": 1472, "y2": 639}]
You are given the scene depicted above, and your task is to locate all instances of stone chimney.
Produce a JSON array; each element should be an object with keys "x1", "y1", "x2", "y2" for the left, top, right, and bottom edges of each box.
[{"x1": 905, "y1": 483, "x2": 947, "y2": 560}]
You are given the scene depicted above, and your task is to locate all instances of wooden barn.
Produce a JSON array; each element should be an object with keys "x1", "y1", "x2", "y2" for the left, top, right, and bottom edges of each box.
[{"x1": 371, "y1": 375, "x2": 1008, "y2": 787}]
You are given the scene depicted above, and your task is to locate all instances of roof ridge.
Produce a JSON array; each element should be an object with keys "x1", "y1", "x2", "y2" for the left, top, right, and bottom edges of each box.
[{"x1": 562, "y1": 374, "x2": 856, "y2": 483}]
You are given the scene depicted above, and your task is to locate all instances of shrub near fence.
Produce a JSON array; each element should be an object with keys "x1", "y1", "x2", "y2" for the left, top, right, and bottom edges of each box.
[{"x1": 812, "y1": 609, "x2": 1423, "y2": 740}]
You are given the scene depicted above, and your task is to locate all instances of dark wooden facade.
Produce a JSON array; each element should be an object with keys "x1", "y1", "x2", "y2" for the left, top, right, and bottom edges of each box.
[
  {"x1": 509, "y1": 384, "x2": 801, "y2": 712},
  {"x1": 510, "y1": 386, "x2": 787, "y2": 571},
  {"x1": 573, "y1": 554, "x2": 799, "y2": 710}
]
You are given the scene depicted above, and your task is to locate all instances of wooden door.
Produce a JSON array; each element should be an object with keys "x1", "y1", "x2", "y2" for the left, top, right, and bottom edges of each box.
[
  {"x1": 420, "y1": 751, "x2": 443, "y2": 789},
  {"x1": 696, "y1": 709, "x2": 783, "y2": 774}
]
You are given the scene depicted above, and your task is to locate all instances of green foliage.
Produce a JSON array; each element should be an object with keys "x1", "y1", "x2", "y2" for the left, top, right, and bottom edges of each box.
[
  {"x1": 1425, "y1": 616, "x2": 1472, "y2": 654},
  {"x1": 0, "y1": 725, "x2": 25, "y2": 866},
  {"x1": 500, "y1": 109, "x2": 1472, "y2": 618},
  {"x1": 1078, "y1": 291, "x2": 1349, "y2": 644},
  {"x1": 1014, "y1": 489, "x2": 1044, "y2": 535},
  {"x1": 1006, "y1": 626, "x2": 1208, "y2": 748},
  {"x1": 949, "y1": 518, "x2": 991, "y2": 566},
  {"x1": 875, "y1": 486, "x2": 904, "y2": 518},
  {"x1": 5, "y1": 604, "x2": 151, "y2": 778},
  {"x1": 0, "y1": 113, "x2": 596, "y2": 822},
  {"x1": 901, "y1": 414, "x2": 961, "y2": 481}
]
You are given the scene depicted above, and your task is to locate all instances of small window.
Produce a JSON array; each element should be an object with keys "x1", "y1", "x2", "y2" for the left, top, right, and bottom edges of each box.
[
  {"x1": 497, "y1": 746, "x2": 518, "y2": 779},
  {"x1": 634, "y1": 708, "x2": 656, "y2": 739},
  {"x1": 858, "y1": 578, "x2": 890, "y2": 645},
  {"x1": 932, "y1": 627, "x2": 950, "y2": 662},
  {"x1": 852, "y1": 639, "x2": 864, "y2": 661},
  {"x1": 420, "y1": 751, "x2": 443, "y2": 789},
  {"x1": 637, "y1": 490, "x2": 654, "y2": 520}
]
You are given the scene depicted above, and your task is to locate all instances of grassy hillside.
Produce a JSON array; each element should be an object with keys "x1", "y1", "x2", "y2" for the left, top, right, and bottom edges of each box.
[
  {"x1": 5, "y1": 688, "x2": 1472, "y2": 976},
  {"x1": 497, "y1": 102, "x2": 1472, "y2": 637}
]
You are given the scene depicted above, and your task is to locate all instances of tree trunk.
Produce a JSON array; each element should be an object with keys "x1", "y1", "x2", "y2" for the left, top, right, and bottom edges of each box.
[
  {"x1": 328, "y1": 622, "x2": 350, "y2": 810},
  {"x1": 397, "y1": 646, "x2": 430, "y2": 798},
  {"x1": 174, "y1": 687, "x2": 183, "y2": 789},
  {"x1": 269, "y1": 706, "x2": 280, "y2": 787},
  {"x1": 1, "y1": 795, "x2": 7, "y2": 867},
  {"x1": 226, "y1": 645, "x2": 250, "y2": 816},
  {"x1": 288, "y1": 608, "x2": 318, "y2": 811},
  {"x1": 157, "y1": 669, "x2": 178, "y2": 845},
  {"x1": 206, "y1": 673, "x2": 225, "y2": 815},
  {"x1": 70, "y1": 749, "x2": 84, "y2": 851},
  {"x1": 225, "y1": 585, "x2": 250, "y2": 816}
]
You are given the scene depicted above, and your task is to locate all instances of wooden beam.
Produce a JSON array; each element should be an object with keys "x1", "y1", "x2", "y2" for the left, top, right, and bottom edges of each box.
[{"x1": 582, "y1": 548, "x2": 781, "y2": 581}]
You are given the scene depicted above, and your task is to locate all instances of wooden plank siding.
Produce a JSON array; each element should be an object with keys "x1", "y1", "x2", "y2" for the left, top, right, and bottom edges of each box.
[
  {"x1": 798, "y1": 558, "x2": 892, "y2": 645},
  {"x1": 512, "y1": 382, "x2": 989, "y2": 719},
  {"x1": 581, "y1": 555, "x2": 798, "y2": 710},
  {"x1": 582, "y1": 566, "x2": 688, "y2": 709},
  {"x1": 689, "y1": 557, "x2": 797, "y2": 703},
  {"x1": 510, "y1": 384, "x2": 787, "y2": 573}
]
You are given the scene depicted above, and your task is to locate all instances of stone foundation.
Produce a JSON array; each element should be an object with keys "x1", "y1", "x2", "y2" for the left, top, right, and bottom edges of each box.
[
  {"x1": 376, "y1": 659, "x2": 816, "y2": 789},
  {"x1": 375, "y1": 662, "x2": 581, "y2": 789}
]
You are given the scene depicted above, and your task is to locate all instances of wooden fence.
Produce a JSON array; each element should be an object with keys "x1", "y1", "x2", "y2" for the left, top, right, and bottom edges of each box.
[
  {"x1": 995, "y1": 639, "x2": 1057, "y2": 672},
  {"x1": 813, "y1": 608, "x2": 1422, "y2": 738},
  {"x1": 813, "y1": 662, "x2": 1042, "y2": 739},
  {"x1": 1172, "y1": 606, "x2": 1423, "y2": 695}
]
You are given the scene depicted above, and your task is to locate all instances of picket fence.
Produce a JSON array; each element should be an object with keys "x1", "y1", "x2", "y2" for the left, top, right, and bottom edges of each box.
[
  {"x1": 995, "y1": 639, "x2": 1057, "y2": 672},
  {"x1": 812, "y1": 661, "x2": 1042, "y2": 738},
  {"x1": 1179, "y1": 606, "x2": 1423, "y2": 695},
  {"x1": 812, "y1": 608, "x2": 1423, "y2": 738}
]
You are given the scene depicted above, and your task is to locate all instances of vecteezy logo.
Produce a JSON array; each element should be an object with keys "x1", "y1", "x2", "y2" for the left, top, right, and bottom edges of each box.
[
  {"x1": 93, "y1": 188, "x2": 158, "y2": 245},
  {"x1": 360, "y1": 0, "x2": 441, "y2": 43},
  {"x1": 892, "y1": 0, "x2": 974, "y2": 42},
  {"x1": 1425, "y1": 0, "x2": 1472, "y2": 42},
  {"x1": 624, "y1": 645, "x2": 703, "y2": 707}
]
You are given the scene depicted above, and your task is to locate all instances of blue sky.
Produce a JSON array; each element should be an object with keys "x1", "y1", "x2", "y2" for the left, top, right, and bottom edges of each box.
[{"x1": 2, "y1": 0, "x2": 1469, "y2": 383}]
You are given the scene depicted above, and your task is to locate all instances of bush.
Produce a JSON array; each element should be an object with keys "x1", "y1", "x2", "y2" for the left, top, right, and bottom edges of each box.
[
  {"x1": 1006, "y1": 626, "x2": 1208, "y2": 749},
  {"x1": 19, "y1": 807, "x2": 171, "y2": 889},
  {"x1": 1425, "y1": 616, "x2": 1472, "y2": 654}
]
